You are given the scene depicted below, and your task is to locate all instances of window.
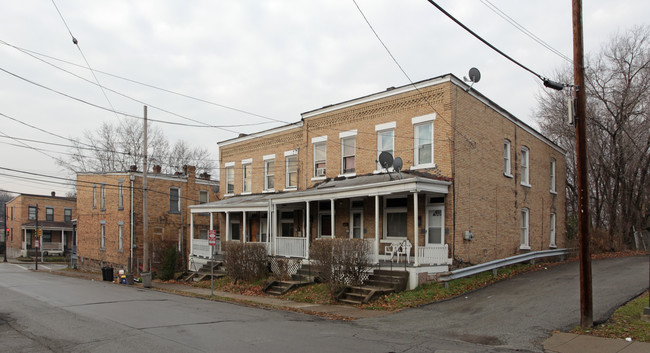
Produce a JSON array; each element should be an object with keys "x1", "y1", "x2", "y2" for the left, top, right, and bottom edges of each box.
[
  {"x1": 45, "y1": 207, "x2": 54, "y2": 221},
  {"x1": 100, "y1": 221, "x2": 106, "y2": 250},
  {"x1": 264, "y1": 159, "x2": 275, "y2": 190},
  {"x1": 504, "y1": 139, "x2": 512, "y2": 176},
  {"x1": 550, "y1": 158, "x2": 556, "y2": 193},
  {"x1": 100, "y1": 184, "x2": 106, "y2": 210},
  {"x1": 242, "y1": 160, "x2": 252, "y2": 193},
  {"x1": 169, "y1": 188, "x2": 180, "y2": 213},
  {"x1": 384, "y1": 197, "x2": 408, "y2": 238},
  {"x1": 280, "y1": 211, "x2": 294, "y2": 237},
  {"x1": 118, "y1": 180, "x2": 124, "y2": 209},
  {"x1": 64, "y1": 208, "x2": 72, "y2": 222},
  {"x1": 549, "y1": 213, "x2": 557, "y2": 248},
  {"x1": 225, "y1": 165, "x2": 235, "y2": 194},
  {"x1": 318, "y1": 201, "x2": 332, "y2": 237},
  {"x1": 313, "y1": 141, "x2": 327, "y2": 177},
  {"x1": 93, "y1": 184, "x2": 97, "y2": 209},
  {"x1": 118, "y1": 222, "x2": 124, "y2": 251},
  {"x1": 28, "y1": 206, "x2": 36, "y2": 220},
  {"x1": 414, "y1": 123, "x2": 433, "y2": 166},
  {"x1": 521, "y1": 147, "x2": 530, "y2": 186},
  {"x1": 199, "y1": 190, "x2": 209, "y2": 204},
  {"x1": 341, "y1": 136, "x2": 356, "y2": 174},
  {"x1": 230, "y1": 220, "x2": 241, "y2": 241},
  {"x1": 350, "y1": 200, "x2": 363, "y2": 239},
  {"x1": 377, "y1": 128, "x2": 394, "y2": 170},
  {"x1": 520, "y1": 208, "x2": 530, "y2": 249},
  {"x1": 285, "y1": 153, "x2": 298, "y2": 189},
  {"x1": 42, "y1": 230, "x2": 52, "y2": 243}
]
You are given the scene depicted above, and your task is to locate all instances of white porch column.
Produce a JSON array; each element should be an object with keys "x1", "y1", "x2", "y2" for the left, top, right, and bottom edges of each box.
[
  {"x1": 272, "y1": 203, "x2": 277, "y2": 255},
  {"x1": 209, "y1": 212, "x2": 213, "y2": 230},
  {"x1": 225, "y1": 212, "x2": 230, "y2": 241},
  {"x1": 414, "y1": 192, "x2": 419, "y2": 266},
  {"x1": 330, "y1": 199, "x2": 335, "y2": 237},
  {"x1": 306, "y1": 201, "x2": 310, "y2": 259},
  {"x1": 61, "y1": 228, "x2": 66, "y2": 252},
  {"x1": 190, "y1": 212, "x2": 194, "y2": 255},
  {"x1": 242, "y1": 211, "x2": 247, "y2": 243},
  {"x1": 375, "y1": 195, "x2": 379, "y2": 263}
]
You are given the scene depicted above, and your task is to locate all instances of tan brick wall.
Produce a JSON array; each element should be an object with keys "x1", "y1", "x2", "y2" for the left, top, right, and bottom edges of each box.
[{"x1": 76, "y1": 169, "x2": 218, "y2": 272}]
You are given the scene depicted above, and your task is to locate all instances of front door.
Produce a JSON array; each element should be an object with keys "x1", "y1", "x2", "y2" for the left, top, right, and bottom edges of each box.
[{"x1": 426, "y1": 206, "x2": 444, "y2": 245}]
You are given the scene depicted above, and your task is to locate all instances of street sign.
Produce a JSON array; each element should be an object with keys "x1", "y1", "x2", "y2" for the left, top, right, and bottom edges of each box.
[
  {"x1": 35, "y1": 239, "x2": 40, "y2": 248},
  {"x1": 208, "y1": 230, "x2": 217, "y2": 246}
]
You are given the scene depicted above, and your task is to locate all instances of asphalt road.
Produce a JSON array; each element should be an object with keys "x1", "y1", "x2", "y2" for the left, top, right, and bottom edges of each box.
[{"x1": 0, "y1": 255, "x2": 647, "y2": 352}]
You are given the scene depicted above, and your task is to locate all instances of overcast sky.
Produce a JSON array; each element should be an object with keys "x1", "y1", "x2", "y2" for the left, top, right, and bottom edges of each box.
[{"x1": 1, "y1": 0, "x2": 647, "y2": 196}]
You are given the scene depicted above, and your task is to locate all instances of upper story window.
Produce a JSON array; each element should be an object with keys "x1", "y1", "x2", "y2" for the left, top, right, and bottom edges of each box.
[
  {"x1": 242, "y1": 159, "x2": 252, "y2": 194},
  {"x1": 520, "y1": 208, "x2": 530, "y2": 249},
  {"x1": 169, "y1": 187, "x2": 180, "y2": 213},
  {"x1": 550, "y1": 158, "x2": 556, "y2": 193},
  {"x1": 264, "y1": 154, "x2": 275, "y2": 191},
  {"x1": 100, "y1": 221, "x2": 106, "y2": 250},
  {"x1": 285, "y1": 151, "x2": 298, "y2": 189},
  {"x1": 118, "y1": 180, "x2": 124, "y2": 209},
  {"x1": 504, "y1": 139, "x2": 512, "y2": 177},
  {"x1": 45, "y1": 207, "x2": 54, "y2": 221},
  {"x1": 93, "y1": 184, "x2": 97, "y2": 209},
  {"x1": 64, "y1": 208, "x2": 72, "y2": 222},
  {"x1": 28, "y1": 206, "x2": 36, "y2": 220},
  {"x1": 313, "y1": 137, "x2": 327, "y2": 178},
  {"x1": 100, "y1": 184, "x2": 106, "y2": 210},
  {"x1": 412, "y1": 114, "x2": 435, "y2": 168},
  {"x1": 199, "y1": 190, "x2": 208, "y2": 204},
  {"x1": 340, "y1": 130, "x2": 357, "y2": 175},
  {"x1": 225, "y1": 163, "x2": 235, "y2": 195},
  {"x1": 549, "y1": 213, "x2": 557, "y2": 248},
  {"x1": 376, "y1": 122, "x2": 395, "y2": 170},
  {"x1": 521, "y1": 146, "x2": 530, "y2": 187}
]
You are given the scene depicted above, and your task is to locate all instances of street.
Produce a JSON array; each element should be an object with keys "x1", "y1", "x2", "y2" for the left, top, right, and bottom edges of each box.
[{"x1": 0, "y1": 256, "x2": 647, "y2": 352}]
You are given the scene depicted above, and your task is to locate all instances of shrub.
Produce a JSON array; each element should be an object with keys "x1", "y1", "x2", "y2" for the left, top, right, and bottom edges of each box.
[
  {"x1": 158, "y1": 244, "x2": 179, "y2": 281},
  {"x1": 224, "y1": 241, "x2": 268, "y2": 284},
  {"x1": 310, "y1": 238, "x2": 372, "y2": 296}
]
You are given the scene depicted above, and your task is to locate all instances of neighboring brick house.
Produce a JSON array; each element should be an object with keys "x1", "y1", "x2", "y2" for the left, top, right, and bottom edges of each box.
[
  {"x1": 76, "y1": 165, "x2": 219, "y2": 274},
  {"x1": 190, "y1": 74, "x2": 566, "y2": 289},
  {"x1": 5, "y1": 192, "x2": 76, "y2": 258}
]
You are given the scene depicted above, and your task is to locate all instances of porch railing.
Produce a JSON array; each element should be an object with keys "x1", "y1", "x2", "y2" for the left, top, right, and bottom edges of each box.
[
  {"x1": 276, "y1": 237, "x2": 307, "y2": 258},
  {"x1": 418, "y1": 244, "x2": 453, "y2": 265},
  {"x1": 191, "y1": 238, "x2": 220, "y2": 259},
  {"x1": 41, "y1": 242, "x2": 63, "y2": 251}
]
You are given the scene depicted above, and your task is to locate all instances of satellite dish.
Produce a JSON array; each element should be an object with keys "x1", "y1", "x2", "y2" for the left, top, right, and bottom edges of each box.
[
  {"x1": 393, "y1": 157, "x2": 403, "y2": 173},
  {"x1": 468, "y1": 67, "x2": 481, "y2": 83},
  {"x1": 378, "y1": 151, "x2": 393, "y2": 169}
]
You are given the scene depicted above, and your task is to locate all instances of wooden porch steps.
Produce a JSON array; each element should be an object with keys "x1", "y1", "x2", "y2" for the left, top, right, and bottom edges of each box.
[
  {"x1": 179, "y1": 261, "x2": 226, "y2": 282},
  {"x1": 336, "y1": 269, "x2": 409, "y2": 305},
  {"x1": 264, "y1": 263, "x2": 316, "y2": 295}
]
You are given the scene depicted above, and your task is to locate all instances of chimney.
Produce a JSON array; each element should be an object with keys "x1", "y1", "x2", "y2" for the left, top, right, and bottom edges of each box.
[
  {"x1": 184, "y1": 165, "x2": 196, "y2": 180},
  {"x1": 199, "y1": 172, "x2": 211, "y2": 180},
  {"x1": 51, "y1": 191, "x2": 56, "y2": 197},
  {"x1": 129, "y1": 165, "x2": 138, "y2": 172},
  {"x1": 153, "y1": 165, "x2": 162, "y2": 174}
]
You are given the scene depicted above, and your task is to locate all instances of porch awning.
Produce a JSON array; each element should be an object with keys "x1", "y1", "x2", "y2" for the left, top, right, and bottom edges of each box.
[
  {"x1": 190, "y1": 192, "x2": 273, "y2": 213},
  {"x1": 21, "y1": 221, "x2": 73, "y2": 231}
]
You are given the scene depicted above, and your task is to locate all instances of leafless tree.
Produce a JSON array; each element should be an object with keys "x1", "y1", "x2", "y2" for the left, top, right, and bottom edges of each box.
[{"x1": 535, "y1": 25, "x2": 650, "y2": 250}]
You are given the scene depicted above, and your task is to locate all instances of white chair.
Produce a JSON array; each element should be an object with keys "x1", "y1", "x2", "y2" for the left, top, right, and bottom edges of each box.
[
  {"x1": 397, "y1": 240, "x2": 412, "y2": 263},
  {"x1": 385, "y1": 244, "x2": 397, "y2": 261}
]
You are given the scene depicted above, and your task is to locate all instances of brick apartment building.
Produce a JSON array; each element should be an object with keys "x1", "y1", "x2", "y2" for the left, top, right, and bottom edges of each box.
[
  {"x1": 76, "y1": 165, "x2": 219, "y2": 274},
  {"x1": 5, "y1": 192, "x2": 76, "y2": 258},
  {"x1": 191, "y1": 74, "x2": 566, "y2": 288}
]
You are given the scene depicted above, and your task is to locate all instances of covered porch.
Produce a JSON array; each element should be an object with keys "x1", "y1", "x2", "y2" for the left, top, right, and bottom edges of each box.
[{"x1": 21, "y1": 221, "x2": 73, "y2": 257}]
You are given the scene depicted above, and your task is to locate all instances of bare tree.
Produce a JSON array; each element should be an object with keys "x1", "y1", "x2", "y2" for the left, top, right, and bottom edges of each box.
[{"x1": 535, "y1": 25, "x2": 650, "y2": 250}]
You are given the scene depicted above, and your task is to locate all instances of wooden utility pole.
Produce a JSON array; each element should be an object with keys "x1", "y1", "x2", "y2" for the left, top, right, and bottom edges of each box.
[
  {"x1": 142, "y1": 106, "x2": 150, "y2": 283},
  {"x1": 3, "y1": 204, "x2": 7, "y2": 262},
  {"x1": 34, "y1": 204, "x2": 38, "y2": 270},
  {"x1": 572, "y1": 0, "x2": 593, "y2": 328}
]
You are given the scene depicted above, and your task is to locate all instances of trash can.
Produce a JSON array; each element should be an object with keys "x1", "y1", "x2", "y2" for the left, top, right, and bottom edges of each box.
[
  {"x1": 126, "y1": 274, "x2": 134, "y2": 285},
  {"x1": 101, "y1": 267, "x2": 114, "y2": 281}
]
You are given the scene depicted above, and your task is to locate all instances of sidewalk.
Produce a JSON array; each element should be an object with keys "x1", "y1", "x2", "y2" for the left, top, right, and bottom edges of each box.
[{"x1": 543, "y1": 332, "x2": 650, "y2": 353}]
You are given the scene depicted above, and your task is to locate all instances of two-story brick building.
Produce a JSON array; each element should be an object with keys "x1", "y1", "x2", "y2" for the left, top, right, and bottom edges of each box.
[
  {"x1": 5, "y1": 192, "x2": 76, "y2": 258},
  {"x1": 190, "y1": 74, "x2": 566, "y2": 288},
  {"x1": 76, "y1": 165, "x2": 219, "y2": 274}
]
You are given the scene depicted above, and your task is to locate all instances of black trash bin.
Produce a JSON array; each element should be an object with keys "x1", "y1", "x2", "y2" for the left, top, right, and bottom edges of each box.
[{"x1": 101, "y1": 267, "x2": 114, "y2": 281}]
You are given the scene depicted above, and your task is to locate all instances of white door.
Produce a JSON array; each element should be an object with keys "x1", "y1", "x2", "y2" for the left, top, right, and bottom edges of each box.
[
  {"x1": 351, "y1": 210, "x2": 363, "y2": 239},
  {"x1": 426, "y1": 206, "x2": 444, "y2": 245}
]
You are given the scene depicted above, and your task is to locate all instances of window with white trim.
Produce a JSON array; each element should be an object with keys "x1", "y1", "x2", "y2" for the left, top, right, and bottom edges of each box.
[
  {"x1": 118, "y1": 222, "x2": 124, "y2": 251},
  {"x1": 341, "y1": 136, "x2": 356, "y2": 174},
  {"x1": 521, "y1": 208, "x2": 530, "y2": 249},
  {"x1": 286, "y1": 154, "x2": 298, "y2": 189},
  {"x1": 92, "y1": 184, "x2": 97, "y2": 209},
  {"x1": 377, "y1": 129, "x2": 394, "y2": 170},
  {"x1": 100, "y1": 184, "x2": 106, "y2": 210},
  {"x1": 118, "y1": 180, "x2": 124, "y2": 209},
  {"x1": 313, "y1": 141, "x2": 327, "y2": 177},
  {"x1": 169, "y1": 187, "x2": 180, "y2": 213},
  {"x1": 550, "y1": 158, "x2": 556, "y2": 193},
  {"x1": 242, "y1": 161, "x2": 252, "y2": 193},
  {"x1": 350, "y1": 200, "x2": 363, "y2": 239},
  {"x1": 384, "y1": 197, "x2": 407, "y2": 238},
  {"x1": 414, "y1": 122, "x2": 433, "y2": 166},
  {"x1": 199, "y1": 190, "x2": 208, "y2": 204},
  {"x1": 549, "y1": 213, "x2": 556, "y2": 247},
  {"x1": 45, "y1": 207, "x2": 54, "y2": 221},
  {"x1": 504, "y1": 139, "x2": 512, "y2": 176},
  {"x1": 28, "y1": 206, "x2": 36, "y2": 220},
  {"x1": 264, "y1": 159, "x2": 275, "y2": 190},
  {"x1": 521, "y1": 146, "x2": 530, "y2": 186},
  {"x1": 100, "y1": 221, "x2": 106, "y2": 250},
  {"x1": 225, "y1": 165, "x2": 235, "y2": 194}
]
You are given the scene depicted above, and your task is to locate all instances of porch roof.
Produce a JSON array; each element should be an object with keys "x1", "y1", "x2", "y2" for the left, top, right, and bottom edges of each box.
[
  {"x1": 191, "y1": 172, "x2": 450, "y2": 214},
  {"x1": 22, "y1": 221, "x2": 73, "y2": 230}
]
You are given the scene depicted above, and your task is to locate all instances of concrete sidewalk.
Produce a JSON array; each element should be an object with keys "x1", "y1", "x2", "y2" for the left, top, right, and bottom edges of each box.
[{"x1": 543, "y1": 332, "x2": 650, "y2": 353}]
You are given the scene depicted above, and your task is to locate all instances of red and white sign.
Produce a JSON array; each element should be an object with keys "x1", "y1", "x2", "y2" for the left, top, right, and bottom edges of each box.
[
  {"x1": 35, "y1": 239, "x2": 40, "y2": 248},
  {"x1": 208, "y1": 230, "x2": 217, "y2": 246}
]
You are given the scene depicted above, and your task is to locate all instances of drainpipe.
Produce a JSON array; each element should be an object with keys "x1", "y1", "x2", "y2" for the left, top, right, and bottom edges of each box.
[{"x1": 130, "y1": 175, "x2": 134, "y2": 273}]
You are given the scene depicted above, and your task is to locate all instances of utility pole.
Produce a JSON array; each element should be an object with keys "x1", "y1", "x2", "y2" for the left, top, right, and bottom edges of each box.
[
  {"x1": 3, "y1": 204, "x2": 7, "y2": 262},
  {"x1": 142, "y1": 105, "x2": 151, "y2": 287},
  {"x1": 572, "y1": 0, "x2": 593, "y2": 328},
  {"x1": 35, "y1": 204, "x2": 38, "y2": 270}
]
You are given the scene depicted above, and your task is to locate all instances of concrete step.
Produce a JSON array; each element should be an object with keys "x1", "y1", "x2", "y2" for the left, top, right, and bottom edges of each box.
[{"x1": 339, "y1": 298, "x2": 363, "y2": 305}]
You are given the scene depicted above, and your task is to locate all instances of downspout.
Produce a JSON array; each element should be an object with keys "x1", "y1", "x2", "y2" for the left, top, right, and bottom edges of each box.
[{"x1": 130, "y1": 175, "x2": 134, "y2": 273}]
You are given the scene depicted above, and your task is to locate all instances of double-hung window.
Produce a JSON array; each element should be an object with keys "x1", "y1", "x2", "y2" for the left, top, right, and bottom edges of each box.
[
  {"x1": 504, "y1": 139, "x2": 512, "y2": 177},
  {"x1": 285, "y1": 150, "x2": 298, "y2": 189},
  {"x1": 45, "y1": 207, "x2": 54, "y2": 221},
  {"x1": 28, "y1": 206, "x2": 36, "y2": 220},
  {"x1": 100, "y1": 221, "x2": 106, "y2": 250},
  {"x1": 199, "y1": 190, "x2": 208, "y2": 204},
  {"x1": 264, "y1": 155, "x2": 275, "y2": 191},
  {"x1": 521, "y1": 146, "x2": 530, "y2": 186},
  {"x1": 549, "y1": 213, "x2": 557, "y2": 248},
  {"x1": 242, "y1": 159, "x2": 252, "y2": 194},
  {"x1": 280, "y1": 211, "x2": 294, "y2": 237},
  {"x1": 340, "y1": 130, "x2": 357, "y2": 175},
  {"x1": 118, "y1": 180, "x2": 124, "y2": 209},
  {"x1": 376, "y1": 122, "x2": 395, "y2": 170},
  {"x1": 100, "y1": 184, "x2": 106, "y2": 210},
  {"x1": 384, "y1": 197, "x2": 408, "y2": 238},
  {"x1": 64, "y1": 208, "x2": 72, "y2": 222},
  {"x1": 118, "y1": 222, "x2": 124, "y2": 251},
  {"x1": 312, "y1": 136, "x2": 327, "y2": 178},
  {"x1": 169, "y1": 188, "x2": 180, "y2": 213},
  {"x1": 412, "y1": 114, "x2": 435, "y2": 168},
  {"x1": 550, "y1": 158, "x2": 556, "y2": 193},
  {"x1": 225, "y1": 163, "x2": 235, "y2": 195},
  {"x1": 92, "y1": 184, "x2": 97, "y2": 209},
  {"x1": 520, "y1": 208, "x2": 530, "y2": 249}
]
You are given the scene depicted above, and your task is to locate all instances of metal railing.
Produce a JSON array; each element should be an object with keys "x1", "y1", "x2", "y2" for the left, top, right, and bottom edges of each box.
[{"x1": 438, "y1": 248, "x2": 571, "y2": 285}]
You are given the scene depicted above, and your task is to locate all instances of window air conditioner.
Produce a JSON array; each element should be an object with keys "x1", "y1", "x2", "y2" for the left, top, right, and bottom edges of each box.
[{"x1": 316, "y1": 168, "x2": 326, "y2": 176}]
